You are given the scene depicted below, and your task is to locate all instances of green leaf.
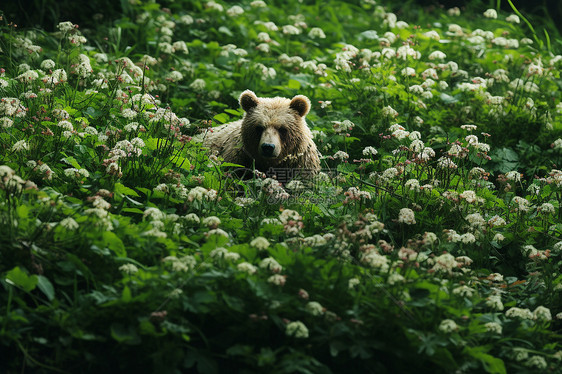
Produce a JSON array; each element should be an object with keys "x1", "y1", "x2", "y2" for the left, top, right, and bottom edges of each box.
[
  {"x1": 63, "y1": 106, "x2": 78, "y2": 116},
  {"x1": 36, "y1": 275, "x2": 55, "y2": 301},
  {"x1": 218, "y1": 26, "x2": 233, "y2": 37},
  {"x1": 111, "y1": 323, "x2": 141, "y2": 345},
  {"x1": 226, "y1": 345, "x2": 253, "y2": 356},
  {"x1": 136, "y1": 187, "x2": 151, "y2": 196},
  {"x1": 464, "y1": 346, "x2": 506, "y2": 374},
  {"x1": 247, "y1": 278, "x2": 270, "y2": 300},
  {"x1": 144, "y1": 137, "x2": 159, "y2": 151},
  {"x1": 102, "y1": 231, "x2": 127, "y2": 257},
  {"x1": 257, "y1": 347, "x2": 276, "y2": 366},
  {"x1": 213, "y1": 113, "x2": 230, "y2": 124},
  {"x1": 122, "y1": 286, "x2": 132, "y2": 302},
  {"x1": 41, "y1": 120, "x2": 56, "y2": 127},
  {"x1": 115, "y1": 182, "x2": 140, "y2": 197},
  {"x1": 138, "y1": 318, "x2": 159, "y2": 336},
  {"x1": 63, "y1": 156, "x2": 82, "y2": 169},
  {"x1": 124, "y1": 195, "x2": 144, "y2": 206},
  {"x1": 121, "y1": 207, "x2": 145, "y2": 214},
  {"x1": 185, "y1": 291, "x2": 217, "y2": 313},
  {"x1": 358, "y1": 30, "x2": 379, "y2": 40},
  {"x1": 6, "y1": 267, "x2": 38, "y2": 292},
  {"x1": 288, "y1": 79, "x2": 301, "y2": 89},
  {"x1": 16, "y1": 205, "x2": 29, "y2": 220},
  {"x1": 330, "y1": 340, "x2": 347, "y2": 357},
  {"x1": 220, "y1": 162, "x2": 245, "y2": 168},
  {"x1": 222, "y1": 294, "x2": 245, "y2": 312},
  {"x1": 224, "y1": 109, "x2": 242, "y2": 116},
  {"x1": 430, "y1": 348, "x2": 457, "y2": 370},
  {"x1": 196, "y1": 353, "x2": 219, "y2": 374},
  {"x1": 173, "y1": 155, "x2": 191, "y2": 170},
  {"x1": 440, "y1": 93, "x2": 459, "y2": 104},
  {"x1": 85, "y1": 106, "x2": 103, "y2": 119},
  {"x1": 497, "y1": 147, "x2": 519, "y2": 162},
  {"x1": 203, "y1": 233, "x2": 229, "y2": 249}
]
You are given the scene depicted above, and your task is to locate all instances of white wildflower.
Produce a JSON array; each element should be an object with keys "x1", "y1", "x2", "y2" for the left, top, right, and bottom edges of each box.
[
  {"x1": 237, "y1": 262, "x2": 257, "y2": 274},
  {"x1": 506, "y1": 14, "x2": 520, "y2": 23},
  {"x1": 305, "y1": 301, "x2": 325, "y2": 316},
  {"x1": 439, "y1": 319, "x2": 458, "y2": 333},
  {"x1": 362, "y1": 146, "x2": 378, "y2": 156},
  {"x1": 397, "y1": 208, "x2": 416, "y2": 224},
  {"x1": 483, "y1": 9, "x2": 497, "y2": 19},
  {"x1": 119, "y1": 264, "x2": 139, "y2": 275},
  {"x1": 285, "y1": 321, "x2": 309, "y2": 338},
  {"x1": 505, "y1": 307, "x2": 534, "y2": 320},
  {"x1": 485, "y1": 322, "x2": 502, "y2": 334},
  {"x1": 12, "y1": 140, "x2": 29, "y2": 152},
  {"x1": 533, "y1": 306, "x2": 552, "y2": 321},
  {"x1": 60, "y1": 217, "x2": 79, "y2": 230},
  {"x1": 250, "y1": 236, "x2": 270, "y2": 250}
]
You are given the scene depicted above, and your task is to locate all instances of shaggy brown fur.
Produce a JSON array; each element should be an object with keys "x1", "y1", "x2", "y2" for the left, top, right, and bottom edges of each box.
[{"x1": 203, "y1": 90, "x2": 321, "y2": 176}]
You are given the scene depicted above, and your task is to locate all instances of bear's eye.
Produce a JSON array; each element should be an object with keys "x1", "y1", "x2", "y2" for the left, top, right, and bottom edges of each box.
[
  {"x1": 278, "y1": 127, "x2": 287, "y2": 136},
  {"x1": 255, "y1": 125, "x2": 264, "y2": 134}
]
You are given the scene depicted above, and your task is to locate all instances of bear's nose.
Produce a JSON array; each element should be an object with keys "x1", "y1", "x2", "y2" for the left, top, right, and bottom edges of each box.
[{"x1": 261, "y1": 143, "x2": 276, "y2": 157}]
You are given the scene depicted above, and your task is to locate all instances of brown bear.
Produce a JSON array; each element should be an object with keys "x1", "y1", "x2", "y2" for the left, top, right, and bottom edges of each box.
[{"x1": 203, "y1": 90, "x2": 321, "y2": 179}]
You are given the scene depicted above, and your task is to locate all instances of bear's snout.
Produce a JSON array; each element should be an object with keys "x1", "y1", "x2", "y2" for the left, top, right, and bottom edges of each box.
[{"x1": 261, "y1": 143, "x2": 276, "y2": 157}]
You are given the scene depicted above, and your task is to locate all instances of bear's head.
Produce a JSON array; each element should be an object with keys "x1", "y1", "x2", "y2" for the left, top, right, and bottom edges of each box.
[{"x1": 239, "y1": 90, "x2": 312, "y2": 167}]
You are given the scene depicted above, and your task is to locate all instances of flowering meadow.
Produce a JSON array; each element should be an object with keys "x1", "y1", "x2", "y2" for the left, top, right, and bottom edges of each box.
[{"x1": 1, "y1": 0, "x2": 562, "y2": 372}]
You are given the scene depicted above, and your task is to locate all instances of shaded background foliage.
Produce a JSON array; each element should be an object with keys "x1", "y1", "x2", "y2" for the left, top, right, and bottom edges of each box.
[{"x1": 4, "y1": 0, "x2": 562, "y2": 35}]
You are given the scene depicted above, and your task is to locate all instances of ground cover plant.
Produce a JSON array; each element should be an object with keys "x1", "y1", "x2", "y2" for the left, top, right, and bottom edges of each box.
[{"x1": 1, "y1": 0, "x2": 562, "y2": 372}]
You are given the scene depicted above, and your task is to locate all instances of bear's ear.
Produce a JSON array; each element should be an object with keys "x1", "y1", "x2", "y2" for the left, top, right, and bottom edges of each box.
[
  {"x1": 289, "y1": 95, "x2": 311, "y2": 117},
  {"x1": 239, "y1": 90, "x2": 259, "y2": 112}
]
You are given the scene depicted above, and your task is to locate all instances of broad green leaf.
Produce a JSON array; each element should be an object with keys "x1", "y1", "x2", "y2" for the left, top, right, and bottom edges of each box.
[
  {"x1": 358, "y1": 30, "x2": 379, "y2": 40},
  {"x1": 124, "y1": 195, "x2": 144, "y2": 206},
  {"x1": 226, "y1": 345, "x2": 253, "y2": 356},
  {"x1": 344, "y1": 136, "x2": 360, "y2": 143},
  {"x1": 222, "y1": 294, "x2": 244, "y2": 312},
  {"x1": 138, "y1": 318, "x2": 158, "y2": 336},
  {"x1": 84, "y1": 106, "x2": 103, "y2": 119},
  {"x1": 6, "y1": 267, "x2": 38, "y2": 292},
  {"x1": 464, "y1": 346, "x2": 506, "y2": 374},
  {"x1": 121, "y1": 286, "x2": 132, "y2": 302},
  {"x1": 63, "y1": 106, "x2": 78, "y2": 116},
  {"x1": 16, "y1": 205, "x2": 29, "y2": 220},
  {"x1": 288, "y1": 79, "x2": 301, "y2": 89},
  {"x1": 202, "y1": 233, "x2": 229, "y2": 250},
  {"x1": 440, "y1": 93, "x2": 459, "y2": 104},
  {"x1": 173, "y1": 155, "x2": 191, "y2": 170},
  {"x1": 136, "y1": 187, "x2": 151, "y2": 196},
  {"x1": 115, "y1": 182, "x2": 140, "y2": 197},
  {"x1": 144, "y1": 137, "x2": 159, "y2": 150},
  {"x1": 197, "y1": 353, "x2": 219, "y2": 374},
  {"x1": 220, "y1": 162, "x2": 244, "y2": 168},
  {"x1": 102, "y1": 231, "x2": 127, "y2": 257},
  {"x1": 213, "y1": 113, "x2": 230, "y2": 124},
  {"x1": 218, "y1": 26, "x2": 233, "y2": 36},
  {"x1": 63, "y1": 156, "x2": 82, "y2": 169},
  {"x1": 110, "y1": 323, "x2": 141, "y2": 345},
  {"x1": 121, "y1": 207, "x2": 145, "y2": 214},
  {"x1": 37, "y1": 275, "x2": 55, "y2": 301},
  {"x1": 224, "y1": 109, "x2": 242, "y2": 116},
  {"x1": 430, "y1": 348, "x2": 457, "y2": 370}
]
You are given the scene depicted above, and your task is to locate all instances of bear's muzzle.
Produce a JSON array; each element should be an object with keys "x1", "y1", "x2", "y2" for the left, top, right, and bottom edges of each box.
[{"x1": 261, "y1": 143, "x2": 276, "y2": 158}]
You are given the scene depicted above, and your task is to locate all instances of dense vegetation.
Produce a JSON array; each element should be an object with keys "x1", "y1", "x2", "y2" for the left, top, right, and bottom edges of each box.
[{"x1": 1, "y1": 0, "x2": 561, "y2": 373}]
